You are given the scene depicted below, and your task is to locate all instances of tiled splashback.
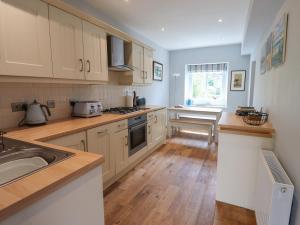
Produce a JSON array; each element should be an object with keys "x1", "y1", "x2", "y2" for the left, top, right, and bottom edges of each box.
[{"x1": 0, "y1": 83, "x2": 145, "y2": 129}]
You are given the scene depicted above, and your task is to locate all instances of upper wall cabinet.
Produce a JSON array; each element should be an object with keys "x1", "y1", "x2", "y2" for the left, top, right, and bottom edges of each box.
[
  {"x1": 49, "y1": 6, "x2": 108, "y2": 81},
  {"x1": 0, "y1": 0, "x2": 52, "y2": 77},
  {"x1": 120, "y1": 42, "x2": 153, "y2": 85},
  {"x1": 83, "y1": 21, "x2": 108, "y2": 82},
  {"x1": 49, "y1": 6, "x2": 84, "y2": 80},
  {"x1": 132, "y1": 43, "x2": 144, "y2": 84},
  {"x1": 143, "y1": 47, "x2": 153, "y2": 84}
]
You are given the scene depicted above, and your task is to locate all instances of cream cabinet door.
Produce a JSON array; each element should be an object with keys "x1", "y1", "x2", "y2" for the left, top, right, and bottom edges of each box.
[
  {"x1": 47, "y1": 132, "x2": 87, "y2": 152},
  {"x1": 87, "y1": 126, "x2": 115, "y2": 183},
  {"x1": 83, "y1": 21, "x2": 108, "y2": 82},
  {"x1": 143, "y1": 48, "x2": 153, "y2": 84},
  {"x1": 132, "y1": 43, "x2": 144, "y2": 84},
  {"x1": 152, "y1": 109, "x2": 167, "y2": 145},
  {"x1": 0, "y1": 0, "x2": 52, "y2": 77},
  {"x1": 147, "y1": 122, "x2": 154, "y2": 150},
  {"x1": 49, "y1": 6, "x2": 84, "y2": 80},
  {"x1": 113, "y1": 129, "x2": 129, "y2": 174}
]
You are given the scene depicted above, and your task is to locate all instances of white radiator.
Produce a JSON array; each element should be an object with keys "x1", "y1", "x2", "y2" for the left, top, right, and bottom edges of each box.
[{"x1": 255, "y1": 150, "x2": 294, "y2": 225}]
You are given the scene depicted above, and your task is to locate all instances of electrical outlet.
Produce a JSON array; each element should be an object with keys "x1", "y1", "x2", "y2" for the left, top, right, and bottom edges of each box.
[
  {"x1": 11, "y1": 102, "x2": 26, "y2": 112},
  {"x1": 47, "y1": 100, "x2": 55, "y2": 108}
]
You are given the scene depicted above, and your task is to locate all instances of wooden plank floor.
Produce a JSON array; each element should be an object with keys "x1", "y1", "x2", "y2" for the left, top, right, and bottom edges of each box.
[{"x1": 104, "y1": 134, "x2": 256, "y2": 225}]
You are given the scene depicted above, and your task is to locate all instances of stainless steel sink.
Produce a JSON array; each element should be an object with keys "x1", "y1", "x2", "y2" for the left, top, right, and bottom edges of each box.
[{"x1": 0, "y1": 137, "x2": 74, "y2": 187}]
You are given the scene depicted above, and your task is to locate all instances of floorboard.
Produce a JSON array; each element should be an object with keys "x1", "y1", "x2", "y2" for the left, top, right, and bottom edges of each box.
[{"x1": 104, "y1": 134, "x2": 256, "y2": 225}]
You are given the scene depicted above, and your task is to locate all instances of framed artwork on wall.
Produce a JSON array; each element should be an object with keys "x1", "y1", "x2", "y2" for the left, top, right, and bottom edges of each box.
[
  {"x1": 260, "y1": 43, "x2": 267, "y2": 75},
  {"x1": 260, "y1": 33, "x2": 273, "y2": 75},
  {"x1": 230, "y1": 70, "x2": 246, "y2": 91},
  {"x1": 272, "y1": 13, "x2": 288, "y2": 67},
  {"x1": 153, "y1": 61, "x2": 163, "y2": 81}
]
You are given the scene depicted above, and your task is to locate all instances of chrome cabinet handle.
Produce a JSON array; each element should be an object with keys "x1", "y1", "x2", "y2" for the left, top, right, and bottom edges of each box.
[
  {"x1": 97, "y1": 129, "x2": 108, "y2": 135},
  {"x1": 80, "y1": 139, "x2": 86, "y2": 152},
  {"x1": 118, "y1": 124, "x2": 125, "y2": 128},
  {"x1": 125, "y1": 136, "x2": 128, "y2": 146},
  {"x1": 86, "y1": 60, "x2": 91, "y2": 72},
  {"x1": 79, "y1": 59, "x2": 84, "y2": 72}
]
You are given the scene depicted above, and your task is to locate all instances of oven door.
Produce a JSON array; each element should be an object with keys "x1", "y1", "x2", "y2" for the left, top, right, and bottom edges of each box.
[{"x1": 128, "y1": 122, "x2": 147, "y2": 157}]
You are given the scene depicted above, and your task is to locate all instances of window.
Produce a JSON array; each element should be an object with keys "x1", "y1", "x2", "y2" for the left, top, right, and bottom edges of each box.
[{"x1": 185, "y1": 63, "x2": 228, "y2": 107}]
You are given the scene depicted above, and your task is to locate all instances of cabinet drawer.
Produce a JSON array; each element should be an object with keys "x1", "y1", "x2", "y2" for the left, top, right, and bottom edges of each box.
[{"x1": 110, "y1": 120, "x2": 128, "y2": 132}]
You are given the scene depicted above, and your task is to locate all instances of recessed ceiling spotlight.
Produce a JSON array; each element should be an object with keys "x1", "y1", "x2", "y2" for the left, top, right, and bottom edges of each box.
[
  {"x1": 124, "y1": 0, "x2": 129, "y2": 2},
  {"x1": 218, "y1": 19, "x2": 223, "y2": 23},
  {"x1": 161, "y1": 27, "x2": 165, "y2": 32}
]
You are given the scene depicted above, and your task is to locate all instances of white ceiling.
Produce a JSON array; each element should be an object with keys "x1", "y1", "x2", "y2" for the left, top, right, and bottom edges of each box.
[{"x1": 82, "y1": 0, "x2": 252, "y2": 50}]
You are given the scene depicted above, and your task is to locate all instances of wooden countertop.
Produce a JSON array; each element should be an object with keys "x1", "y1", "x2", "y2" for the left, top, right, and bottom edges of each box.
[
  {"x1": 7, "y1": 106, "x2": 165, "y2": 141},
  {"x1": 0, "y1": 140, "x2": 104, "y2": 221},
  {"x1": 218, "y1": 112, "x2": 275, "y2": 138},
  {"x1": 1, "y1": 106, "x2": 165, "y2": 221}
]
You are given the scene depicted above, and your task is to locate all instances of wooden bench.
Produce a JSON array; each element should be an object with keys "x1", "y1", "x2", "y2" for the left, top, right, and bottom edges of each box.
[{"x1": 169, "y1": 114, "x2": 217, "y2": 144}]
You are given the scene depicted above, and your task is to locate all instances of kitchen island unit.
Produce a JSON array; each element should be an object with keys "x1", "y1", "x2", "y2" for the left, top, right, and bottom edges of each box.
[{"x1": 216, "y1": 112, "x2": 275, "y2": 210}]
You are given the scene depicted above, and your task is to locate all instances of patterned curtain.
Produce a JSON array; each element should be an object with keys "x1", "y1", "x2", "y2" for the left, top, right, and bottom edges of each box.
[{"x1": 187, "y1": 63, "x2": 228, "y2": 73}]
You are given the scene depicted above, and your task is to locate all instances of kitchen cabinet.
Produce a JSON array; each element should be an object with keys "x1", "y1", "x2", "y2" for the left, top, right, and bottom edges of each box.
[
  {"x1": 83, "y1": 21, "x2": 108, "y2": 81},
  {"x1": 87, "y1": 125, "x2": 115, "y2": 183},
  {"x1": 147, "y1": 109, "x2": 167, "y2": 149},
  {"x1": 49, "y1": 6, "x2": 84, "y2": 80},
  {"x1": 131, "y1": 43, "x2": 144, "y2": 84},
  {"x1": 0, "y1": 0, "x2": 52, "y2": 77},
  {"x1": 143, "y1": 47, "x2": 153, "y2": 84},
  {"x1": 120, "y1": 42, "x2": 153, "y2": 85},
  {"x1": 50, "y1": 7, "x2": 108, "y2": 81},
  {"x1": 112, "y1": 128, "x2": 129, "y2": 175},
  {"x1": 46, "y1": 132, "x2": 87, "y2": 152}
]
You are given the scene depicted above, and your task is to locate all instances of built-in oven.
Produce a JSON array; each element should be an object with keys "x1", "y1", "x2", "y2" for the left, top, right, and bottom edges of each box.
[{"x1": 128, "y1": 114, "x2": 147, "y2": 157}]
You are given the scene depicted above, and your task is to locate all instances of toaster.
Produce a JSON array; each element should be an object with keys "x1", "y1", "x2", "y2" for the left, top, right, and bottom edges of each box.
[{"x1": 72, "y1": 101, "x2": 103, "y2": 118}]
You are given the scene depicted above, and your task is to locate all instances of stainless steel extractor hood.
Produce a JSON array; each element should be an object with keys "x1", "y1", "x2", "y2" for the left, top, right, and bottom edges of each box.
[{"x1": 107, "y1": 36, "x2": 134, "y2": 72}]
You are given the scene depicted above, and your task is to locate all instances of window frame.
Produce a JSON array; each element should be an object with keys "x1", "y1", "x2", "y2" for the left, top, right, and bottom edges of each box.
[{"x1": 184, "y1": 63, "x2": 229, "y2": 108}]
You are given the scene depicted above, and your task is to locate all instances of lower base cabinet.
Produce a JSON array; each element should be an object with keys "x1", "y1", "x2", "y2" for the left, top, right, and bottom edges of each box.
[
  {"x1": 46, "y1": 132, "x2": 87, "y2": 151},
  {"x1": 113, "y1": 128, "x2": 129, "y2": 175},
  {"x1": 45, "y1": 110, "x2": 166, "y2": 187},
  {"x1": 87, "y1": 124, "x2": 115, "y2": 183},
  {"x1": 148, "y1": 109, "x2": 167, "y2": 149}
]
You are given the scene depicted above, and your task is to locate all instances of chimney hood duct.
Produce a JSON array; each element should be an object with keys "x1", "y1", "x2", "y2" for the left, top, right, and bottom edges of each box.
[{"x1": 107, "y1": 36, "x2": 134, "y2": 72}]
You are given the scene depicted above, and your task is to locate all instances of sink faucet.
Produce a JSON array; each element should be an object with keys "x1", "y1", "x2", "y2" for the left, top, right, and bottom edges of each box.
[{"x1": 0, "y1": 130, "x2": 6, "y2": 152}]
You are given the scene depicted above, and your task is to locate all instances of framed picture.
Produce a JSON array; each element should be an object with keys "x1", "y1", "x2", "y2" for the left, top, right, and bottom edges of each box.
[
  {"x1": 266, "y1": 33, "x2": 273, "y2": 71},
  {"x1": 260, "y1": 43, "x2": 267, "y2": 75},
  {"x1": 153, "y1": 61, "x2": 163, "y2": 81},
  {"x1": 230, "y1": 70, "x2": 246, "y2": 91},
  {"x1": 260, "y1": 33, "x2": 273, "y2": 75},
  {"x1": 272, "y1": 13, "x2": 288, "y2": 67}
]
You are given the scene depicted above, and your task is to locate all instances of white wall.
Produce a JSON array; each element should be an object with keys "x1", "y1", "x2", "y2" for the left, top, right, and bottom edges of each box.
[
  {"x1": 169, "y1": 44, "x2": 250, "y2": 112},
  {"x1": 251, "y1": 0, "x2": 300, "y2": 224}
]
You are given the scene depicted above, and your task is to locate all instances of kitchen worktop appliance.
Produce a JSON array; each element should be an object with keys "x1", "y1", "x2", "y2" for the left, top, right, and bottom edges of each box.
[
  {"x1": 19, "y1": 100, "x2": 51, "y2": 126},
  {"x1": 103, "y1": 107, "x2": 142, "y2": 115},
  {"x1": 72, "y1": 101, "x2": 103, "y2": 118},
  {"x1": 128, "y1": 114, "x2": 147, "y2": 156}
]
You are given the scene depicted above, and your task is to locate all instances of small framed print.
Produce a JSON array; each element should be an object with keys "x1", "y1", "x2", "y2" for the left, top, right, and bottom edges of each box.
[
  {"x1": 230, "y1": 70, "x2": 246, "y2": 91},
  {"x1": 153, "y1": 61, "x2": 163, "y2": 81}
]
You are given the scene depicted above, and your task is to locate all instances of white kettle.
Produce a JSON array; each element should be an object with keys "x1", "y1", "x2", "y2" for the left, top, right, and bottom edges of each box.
[{"x1": 19, "y1": 100, "x2": 51, "y2": 126}]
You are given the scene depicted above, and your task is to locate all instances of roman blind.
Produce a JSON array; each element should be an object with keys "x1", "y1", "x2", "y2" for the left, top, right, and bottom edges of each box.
[{"x1": 187, "y1": 63, "x2": 228, "y2": 73}]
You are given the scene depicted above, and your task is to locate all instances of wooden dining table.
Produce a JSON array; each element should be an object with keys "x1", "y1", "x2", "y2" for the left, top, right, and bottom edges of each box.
[{"x1": 168, "y1": 106, "x2": 223, "y2": 142}]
